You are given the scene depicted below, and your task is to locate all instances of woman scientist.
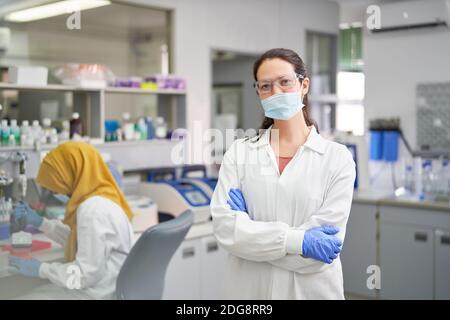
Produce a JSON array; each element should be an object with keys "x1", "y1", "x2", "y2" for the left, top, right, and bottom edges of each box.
[
  {"x1": 211, "y1": 48, "x2": 356, "y2": 299},
  {"x1": 8, "y1": 142, "x2": 134, "y2": 299}
]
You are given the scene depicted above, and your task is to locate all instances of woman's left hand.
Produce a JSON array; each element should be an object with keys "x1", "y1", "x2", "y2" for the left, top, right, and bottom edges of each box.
[
  {"x1": 8, "y1": 256, "x2": 42, "y2": 278},
  {"x1": 227, "y1": 188, "x2": 248, "y2": 213}
]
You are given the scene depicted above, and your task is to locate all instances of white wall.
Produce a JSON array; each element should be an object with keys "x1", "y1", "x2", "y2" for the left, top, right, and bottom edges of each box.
[
  {"x1": 124, "y1": 0, "x2": 339, "y2": 163},
  {"x1": 364, "y1": 28, "x2": 450, "y2": 149},
  {"x1": 339, "y1": 1, "x2": 450, "y2": 190}
]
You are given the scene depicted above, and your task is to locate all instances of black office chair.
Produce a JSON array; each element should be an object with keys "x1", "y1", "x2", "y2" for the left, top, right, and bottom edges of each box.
[{"x1": 115, "y1": 209, "x2": 194, "y2": 300}]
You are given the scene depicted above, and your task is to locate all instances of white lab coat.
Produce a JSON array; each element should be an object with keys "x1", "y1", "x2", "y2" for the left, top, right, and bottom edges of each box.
[
  {"x1": 19, "y1": 196, "x2": 134, "y2": 300},
  {"x1": 211, "y1": 126, "x2": 356, "y2": 300}
]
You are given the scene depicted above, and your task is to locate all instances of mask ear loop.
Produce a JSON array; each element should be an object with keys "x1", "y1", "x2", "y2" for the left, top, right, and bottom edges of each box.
[{"x1": 297, "y1": 74, "x2": 305, "y2": 104}]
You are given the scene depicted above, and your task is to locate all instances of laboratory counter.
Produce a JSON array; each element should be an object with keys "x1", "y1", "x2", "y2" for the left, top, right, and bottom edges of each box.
[
  {"x1": 0, "y1": 221, "x2": 215, "y2": 299},
  {"x1": 344, "y1": 190, "x2": 450, "y2": 300},
  {"x1": 352, "y1": 190, "x2": 450, "y2": 213}
]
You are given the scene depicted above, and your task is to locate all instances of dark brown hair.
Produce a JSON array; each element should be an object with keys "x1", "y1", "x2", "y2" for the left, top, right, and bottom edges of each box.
[{"x1": 253, "y1": 48, "x2": 318, "y2": 132}]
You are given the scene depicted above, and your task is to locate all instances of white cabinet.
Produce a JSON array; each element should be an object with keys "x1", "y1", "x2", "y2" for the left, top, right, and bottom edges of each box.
[
  {"x1": 162, "y1": 235, "x2": 228, "y2": 300},
  {"x1": 162, "y1": 238, "x2": 202, "y2": 299},
  {"x1": 199, "y1": 235, "x2": 228, "y2": 299},
  {"x1": 379, "y1": 204, "x2": 450, "y2": 300},
  {"x1": 435, "y1": 228, "x2": 450, "y2": 299},
  {"x1": 341, "y1": 202, "x2": 378, "y2": 298},
  {"x1": 380, "y1": 223, "x2": 434, "y2": 299}
]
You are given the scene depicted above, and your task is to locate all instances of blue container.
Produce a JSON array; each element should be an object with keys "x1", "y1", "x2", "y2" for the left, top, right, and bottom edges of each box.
[
  {"x1": 0, "y1": 223, "x2": 10, "y2": 241},
  {"x1": 383, "y1": 131, "x2": 399, "y2": 162},
  {"x1": 370, "y1": 130, "x2": 383, "y2": 160},
  {"x1": 105, "y1": 120, "x2": 119, "y2": 133},
  {"x1": 145, "y1": 117, "x2": 155, "y2": 140}
]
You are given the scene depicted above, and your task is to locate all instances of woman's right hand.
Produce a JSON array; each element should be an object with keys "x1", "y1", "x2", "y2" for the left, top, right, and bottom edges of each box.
[
  {"x1": 14, "y1": 201, "x2": 43, "y2": 228},
  {"x1": 302, "y1": 226, "x2": 343, "y2": 264}
]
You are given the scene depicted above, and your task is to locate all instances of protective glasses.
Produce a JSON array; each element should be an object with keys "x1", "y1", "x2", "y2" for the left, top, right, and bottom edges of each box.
[{"x1": 253, "y1": 73, "x2": 304, "y2": 95}]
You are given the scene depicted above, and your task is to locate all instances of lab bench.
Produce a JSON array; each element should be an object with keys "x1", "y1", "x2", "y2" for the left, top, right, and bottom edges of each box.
[
  {"x1": 0, "y1": 221, "x2": 227, "y2": 300},
  {"x1": 341, "y1": 191, "x2": 450, "y2": 300}
]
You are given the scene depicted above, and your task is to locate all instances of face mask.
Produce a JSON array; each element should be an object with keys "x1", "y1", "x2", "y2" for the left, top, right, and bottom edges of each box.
[
  {"x1": 53, "y1": 193, "x2": 70, "y2": 204},
  {"x1": 260, "y1": 91, "x2": 304, "y2": 120}
]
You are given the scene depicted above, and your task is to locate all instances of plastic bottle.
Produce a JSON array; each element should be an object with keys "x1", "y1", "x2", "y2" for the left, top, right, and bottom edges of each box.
[
  {"x1": 70, "y1": 112, "x2": 82, "y2": 139},
  {"x1": 145, "y1": 117, "x2": 155, "y2": 140},
  {"x1": 404, "y1": 164, "x2": 414, "y2": 195},
  {"x1": 1, "y1": 120, "x2": 10, "y2": 146},
  {"x1": 42, "y1": 118, "x2": 52, "y2": 144},
  {"x1": 155, "y1": 117, "x2": 167, "y2": 139},
  {"x1": 31, "y1": 120, "x2": 42, "y2": 145},
  {"x1": 137, "y1": 118, "x2": 148, "y2": 140},
  {"x1": 441, "y1": 159, "x2": 450, "y2": 198},
  {"x1": 122, "y1": 113, "x2": 135, "y2": 141},
  {"x1": 49, "y1": 128, "x2": 58, "y2": 144},
  {"x1": 10, "y1": 119, "x2": 20, "y2": 145},
  {"x1": 20, "y1": 120, "x2": 32, "y2": 147},
  {"x1": 59, "y1": 120, "x2": 70, "y2": 142},
  {"x1": 422, "y1": 160, "x2": 435, "y2": 200}
]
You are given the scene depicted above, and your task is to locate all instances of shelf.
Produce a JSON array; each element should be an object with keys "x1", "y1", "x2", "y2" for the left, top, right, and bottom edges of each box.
[
  {"x1": 0, "y1": 139, "x2": 180, "y2": 152},
  {"x1": 0, "y1": 82, "x2": 99, "y2": 92},
  {"x1": 0, "y1": 83, "x2": 186, "y2": 95},
  {"x1": 104, "y1": 87, "x2": 186, "y2": 95}
]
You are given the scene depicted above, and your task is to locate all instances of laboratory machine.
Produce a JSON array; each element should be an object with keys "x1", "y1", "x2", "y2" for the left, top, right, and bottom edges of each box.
[
  {"x1": 142, "y1": 168, "x2": 212, "y2": 224},
  {"x1": 180, "y1": 165, "x2": 218, "y2": 197}
]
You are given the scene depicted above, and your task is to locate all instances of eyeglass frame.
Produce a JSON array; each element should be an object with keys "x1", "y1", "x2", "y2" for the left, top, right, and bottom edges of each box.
[{"x1": 253, "y1": 73, "x2": 305, "y2": 95}]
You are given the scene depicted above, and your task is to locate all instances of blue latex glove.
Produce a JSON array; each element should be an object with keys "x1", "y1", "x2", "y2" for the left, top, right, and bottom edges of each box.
[
  {"x1": 302, "y1": 226, "x2": 343, "y2": 264},
  {"x1": 8, "y1": 256, "x2": 42, "y2": 278},
  {"x1": 227, "y1": 188, "x2": 248, "y2": 213},
  {"x1": 14, "y1": 201, "x2": 43, "y2": 228}
]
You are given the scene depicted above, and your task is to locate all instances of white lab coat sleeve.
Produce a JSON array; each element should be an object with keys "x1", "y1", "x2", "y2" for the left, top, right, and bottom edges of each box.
[
  {"x1": 268, "y1": 156, "x2": 356, "y2": 273},
  {"x1": 211, "y1": 141, "x2": 303, "y2": 262},
  {"x1": 39, "y1": 218, "x2": 71, "y2": 247},
  {"x1": 39, "y1": 205, "x2": 110, "y2": 289}
]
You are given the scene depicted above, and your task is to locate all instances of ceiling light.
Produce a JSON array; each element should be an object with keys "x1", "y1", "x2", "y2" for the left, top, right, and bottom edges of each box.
[{"x1": 4, "y1": 0, "x2": 111, "y2": 23}]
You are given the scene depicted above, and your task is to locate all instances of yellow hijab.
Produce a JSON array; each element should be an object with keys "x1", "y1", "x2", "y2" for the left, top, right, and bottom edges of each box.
[{"x1": 36, "y1": 142, "x2": 133, "y2": 262}]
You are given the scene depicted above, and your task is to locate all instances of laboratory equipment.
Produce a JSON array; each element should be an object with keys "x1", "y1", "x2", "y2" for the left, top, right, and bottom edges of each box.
[
  {"x1": 333, "y1": 132, "x2": 369, "y2": 191},
  {"x1": 1, "y1": 120, "x2": 10, "y2": 146},
  {"x1": 369, "y1": 118, "x2": 402, "y2": 162},
  {"x1": 11, "y1": 231, "x2": 32, "y2": 248},
  {"x1": 53, "y1": 63, "x2": 114, "y2": 88},
  {"x1": 155, "y1": 117, "x2": 167, "y2": 139},
  {"x1": 20, "y1": 120, "x2": 33, "y2": 147},
  {"x1": 126, "y1": 195, "x2": 158, "y2": 233},
  {"x1": 0, "y1": 170, "x2": 13, "y2": 240},
  {"x1": 42, "y1": 118, "x2": 52, "y2": 144},
  {"x1": 422, "y1": 160, "x2": 435, "y2": 200},
  {"x1": 10, "y1": 120, "x2": 20, "y2": 145},
  {"x1": 9, "y1": 65, "x2": 48, "y2": 86},
  {"x1": 404, "y1": 164, "x2": 414, "y2": 194},
  {"x1": 145, "y1": 117, "x2": 155, "y2": 140},
  {"x1": 142, "y1": 169, "x2": 211, "y2": 224},
  {"x1": 181, "y1": 165, "x2": 218, "y2": 196},
  {"x1": 105, "y1": 120, "x2": 119, "y2": 142},
  {"x1": 59, "y1": 120, "x2": 70, "y2": 141},
  {"x1": 31, "y1": 120, "x2": 42, "y2": 145},
  {"x1": 136, "y1": 118, "x2": 148, "y2": 141},
  {"x1": 122, "y1": 113, "x2": 134, "y2": 141},
  {"x1": 70, "y1": 112, "x2": 82, "y2": 138}
]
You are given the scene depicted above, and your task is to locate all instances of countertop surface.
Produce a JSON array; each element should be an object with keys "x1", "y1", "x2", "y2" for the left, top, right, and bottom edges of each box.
[
  {"x1": 352, "y1": 190, "x2": 450, "y2": 212},
  {"x1": 0, "y1": 221, "x2": 215, "y2": 279}
]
